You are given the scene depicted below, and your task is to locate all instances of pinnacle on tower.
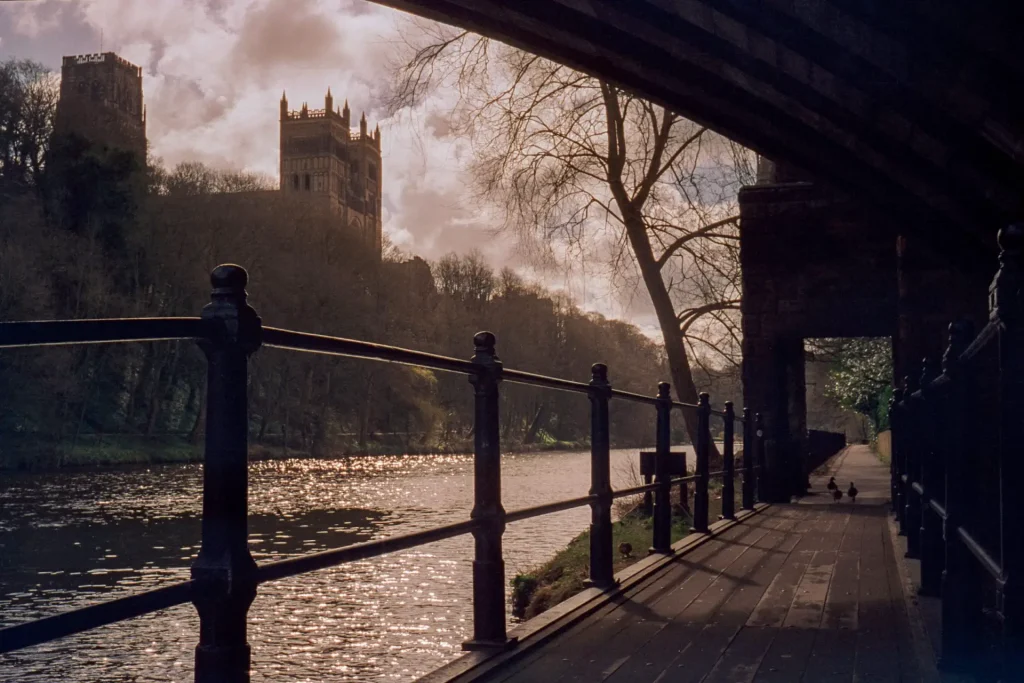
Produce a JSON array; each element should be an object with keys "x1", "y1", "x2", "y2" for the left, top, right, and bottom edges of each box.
[
  {"x1": 325, "y1": 87, "x2": 333, "y2": 113},
  {"x1": 360, "y1": 111, "x2": 368, "y2": 137}
]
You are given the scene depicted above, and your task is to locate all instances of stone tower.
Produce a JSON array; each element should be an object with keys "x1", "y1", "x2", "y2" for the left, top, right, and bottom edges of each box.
[
  {"x1": 53, "y1": 52, "x2": 146, "y2": 158},
  {"x1": 279, "y1": 89, "x2": 383, "y2": 254}
]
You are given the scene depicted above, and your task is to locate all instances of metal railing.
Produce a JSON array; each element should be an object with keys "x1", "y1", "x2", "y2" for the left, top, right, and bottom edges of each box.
[
  {"x1": 890, "y1": 224, "x2": 1024, "y2": 676},
  {"x1": 0, "y1": 264, "x2": 767, "y2": 681}
]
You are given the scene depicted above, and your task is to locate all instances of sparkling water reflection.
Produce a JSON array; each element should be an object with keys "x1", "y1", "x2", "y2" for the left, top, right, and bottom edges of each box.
[{"x1": 0, "y1": 448, "x2": 662, "y2": 682}]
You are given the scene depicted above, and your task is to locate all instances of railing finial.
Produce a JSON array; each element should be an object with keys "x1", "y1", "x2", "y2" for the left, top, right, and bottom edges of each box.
[
  {"x1": 942, "y1": 319, "x2": 974, "y2": 376},
  {"x1": 657, "y1": 381, "x2": 671, "y2": 400},
  {"x1": 210, "y1": 263, "x2": 248, "y2": 294},
  {"x1": 990, "y1": 222, "x2": 1024, "y2": 322},
  {"x1": 203, "y1": 264, "x2": 260, "y2": 352},
  {"x1": 473, "y1": 330, "x2": 496, "y2": 354},
  {"x1": 591, "y1": 362, "x2": 609, "y2": 384}
]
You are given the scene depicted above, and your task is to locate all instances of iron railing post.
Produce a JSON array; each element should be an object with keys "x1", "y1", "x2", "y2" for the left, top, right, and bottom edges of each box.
[
  {"x1": 918, "y1": 358, "x2": 943, "y2": 596},
  {"x1": 755, "y1": 413, "x2": 766, "y2": 503},
  {"x1": 588, "y1": 363, "x2": 614, "y2": 588},
  {"x1": 464, "y1": 331, "x2": 509, "y2": 650},
  {"x1": 891, "y1": 389, "x2": 905, "y2": 533},
  {"x1": 992, "y1": 224, "x2": 1024, "y2": 675},
  {"x1": 694, "y1": 393, "x2": 711, "y2": 533},
  {"x1": 191, "y1": 265, "x2": 262, "y2": 683},
  {"x1": 651, "y1": 382, "x2": 673, "y2": 554},
  {"x1": 721, "y1": 402, "x2": 736, "y2": 520},
  {"x1": 940, "y1": 319, "x2": 980, "y2": 673},
  {"x1": 903, "y1": 373, "x2": 921, "y2": 559},
  {"x1": 741, "y1": 407, "x2": 754, "y2": 510},
  {"x1": 888, "y1": 392, "x2": 898, "y2": 516},
  {"x1": 678, "y1": 450, "x2": 690, "y2": 514}
]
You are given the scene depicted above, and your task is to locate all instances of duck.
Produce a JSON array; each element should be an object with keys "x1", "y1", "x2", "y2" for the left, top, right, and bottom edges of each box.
[
  {"x1": 826, "y1": 476, "x2": 837, "y2": 492},
  {"x1": 832, "y1": 488, "x2": 843, "y2": 503},
  {"x1": 618, "y1": 542, "x2": 633, "y2": 559},
  {"x1": 848, "y1": 482, "x2": 858, "y2": 503}
]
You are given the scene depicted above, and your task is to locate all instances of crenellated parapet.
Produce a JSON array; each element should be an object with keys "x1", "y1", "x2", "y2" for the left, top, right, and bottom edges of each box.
[{"x1": 280, "y1": 90, "x2": 381, "y2": 149}]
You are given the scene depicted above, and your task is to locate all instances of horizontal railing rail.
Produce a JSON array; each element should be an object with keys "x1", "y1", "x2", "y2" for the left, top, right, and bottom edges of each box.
[
  {"x1": 0, "y1": 264, "x2": 768, "y2": 681},
  {"x1": 0, "y1": 581, "x2": 194, "y2": 653},
  {"x1": 0, "y1": 317, "x2": 204, "y2": 348},
  {"x1": 263, "y1": 326, "x2": 477, "y2": 374}
]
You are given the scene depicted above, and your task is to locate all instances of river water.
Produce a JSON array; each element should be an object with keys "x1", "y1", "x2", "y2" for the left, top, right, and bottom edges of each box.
[{"x1": 0, "y1": 448, "x2": 669, "y2": 682}]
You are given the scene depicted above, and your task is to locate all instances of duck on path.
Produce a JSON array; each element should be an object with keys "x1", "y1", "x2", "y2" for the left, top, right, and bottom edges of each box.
[
  {"x1": 848, "y1": 482, "x2": 858, "y2": 503},
  {"x1": 832, "y1": 488, "x2": 843, "y2": 503},
  {"x1": 826, "y1": 476, "x2": 837, "y2": 492}
]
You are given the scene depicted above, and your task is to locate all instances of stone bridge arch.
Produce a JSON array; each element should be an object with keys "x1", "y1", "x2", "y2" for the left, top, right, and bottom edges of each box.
[{"x1": 740, "y1": 162, "x2": 992, "y2": 501}]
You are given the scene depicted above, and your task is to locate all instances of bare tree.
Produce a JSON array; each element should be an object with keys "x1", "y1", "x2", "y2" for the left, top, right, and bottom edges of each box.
[
  {"x1": 0, "y1": 59, "x2": 59, "y2": 191},
  {"x1": 389, "y1": 25, "x2": 754, "y2": 441}
]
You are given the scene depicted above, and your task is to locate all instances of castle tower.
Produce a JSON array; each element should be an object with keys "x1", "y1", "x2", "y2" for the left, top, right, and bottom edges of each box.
[
  {"x1": 279, "y1": 90, "x2": 383, "y2": 255},
  {"x1": 54, "y1": 52, "x2": 146, "y2": 158}
]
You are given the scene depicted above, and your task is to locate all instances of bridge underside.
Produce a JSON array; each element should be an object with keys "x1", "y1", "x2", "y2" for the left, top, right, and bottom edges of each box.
[{"x1": 375, "y1": 0, "x2": 1024, "y2": 250}]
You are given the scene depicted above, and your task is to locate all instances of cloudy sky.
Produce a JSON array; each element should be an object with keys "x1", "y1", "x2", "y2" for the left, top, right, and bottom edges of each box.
[{"x1": 0, "y1": 0, "x2": 658, "y2": 331}]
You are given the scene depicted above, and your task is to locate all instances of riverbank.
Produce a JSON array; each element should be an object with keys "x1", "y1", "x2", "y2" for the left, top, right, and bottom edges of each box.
[
  {"x1": 0, "y1": 435, "x2": 606, "y2": 471},
  {"x1": 511, "y1": 508, "x2": 692, "y2": 620}
]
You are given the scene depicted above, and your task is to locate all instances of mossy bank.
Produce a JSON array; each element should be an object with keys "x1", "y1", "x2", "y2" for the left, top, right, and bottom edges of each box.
[{"x1": 510, "y1": 509, "x2": 691, "y2": 620}]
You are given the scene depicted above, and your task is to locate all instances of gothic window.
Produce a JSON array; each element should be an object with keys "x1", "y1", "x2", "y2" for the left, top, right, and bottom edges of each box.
[
  {"x1": 91, "y1": 80, "x2": 103, "y2": 101},
  {"x1": 304, "y1": 174, "x2": 311, "y2": 190},
  {"x1": 292, "y1": 174, "x2": 299, "y2": 190},
  {"x1": 368, "y1": 162, "x2": 377, "y2": 183}
]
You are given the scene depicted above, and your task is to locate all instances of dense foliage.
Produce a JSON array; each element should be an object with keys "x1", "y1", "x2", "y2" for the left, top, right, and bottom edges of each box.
[
  {"x1": 812, "y1": 338, "x2": 894, "y2": 433},
  {"x1": 0, "y1": 59, "x2": 745, "y2": 467}
]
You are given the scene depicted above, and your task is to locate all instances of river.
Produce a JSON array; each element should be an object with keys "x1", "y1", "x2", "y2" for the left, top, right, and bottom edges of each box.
[{"x1": 0, "y1": 447, "x2": 676, "y2": 682}]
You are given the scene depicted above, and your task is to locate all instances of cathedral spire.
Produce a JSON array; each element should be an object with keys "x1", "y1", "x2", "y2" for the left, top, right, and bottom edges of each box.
[
  {"x1": 360, "y1": 111, "x2": 367, "y2": 137},
  {"x1": 325, "y1": 87, "x2": 333, "y2": 114}
]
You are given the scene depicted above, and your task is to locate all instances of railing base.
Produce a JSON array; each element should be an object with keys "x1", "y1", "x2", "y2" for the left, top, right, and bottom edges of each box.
[
  {"x1": 462, "y1": 637, "x2": 518, "y2": 652},
  {"x1": 582, "y1": 577, "x2": 620, "y2": 590}
]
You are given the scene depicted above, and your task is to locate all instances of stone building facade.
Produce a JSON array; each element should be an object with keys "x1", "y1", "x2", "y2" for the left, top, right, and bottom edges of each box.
[
  {"x1": 53, "y1": 52, "x2": 382, "y2": 258},
  {"x1": 53, "y1": 52, "x2": 147, "y2": 158},
  {"x1": 279, "y1": 91, "x2": 383, "y2": 255}
]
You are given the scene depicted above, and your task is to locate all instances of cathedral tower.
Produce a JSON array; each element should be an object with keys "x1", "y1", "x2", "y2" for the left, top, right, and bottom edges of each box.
[
  {"x1": 54, "y1": 52, "x2": 146, "y2": 158},
  {"x1": 279, "y1": 89, "x2": 383, "y2": 254}
]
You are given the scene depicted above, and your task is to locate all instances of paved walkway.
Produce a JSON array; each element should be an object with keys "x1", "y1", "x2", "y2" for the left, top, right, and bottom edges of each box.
[{"x1": 476, "y1": 446, "x2": 935, "y2": 683}]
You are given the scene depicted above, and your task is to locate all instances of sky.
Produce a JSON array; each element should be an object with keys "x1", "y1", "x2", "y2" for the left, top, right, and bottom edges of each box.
[{"x1": 0, "y1": 0, "x2": 660, "y2": 333}]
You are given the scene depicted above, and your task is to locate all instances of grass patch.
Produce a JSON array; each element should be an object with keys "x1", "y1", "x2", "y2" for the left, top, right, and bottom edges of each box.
[{"x1": 510, "y1": 509, "x2": 691, "y2": 620}]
